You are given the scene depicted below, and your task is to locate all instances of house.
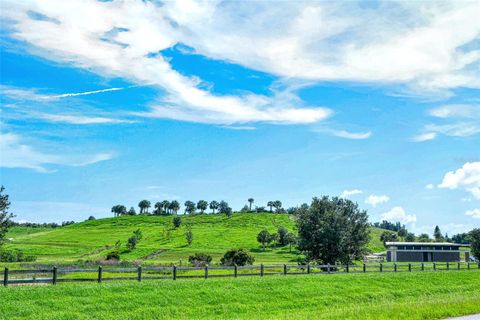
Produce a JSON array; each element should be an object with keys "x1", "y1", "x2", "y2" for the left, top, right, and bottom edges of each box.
[{"x1": 385, "y1": 242, "x2": 469, "y2": 262}]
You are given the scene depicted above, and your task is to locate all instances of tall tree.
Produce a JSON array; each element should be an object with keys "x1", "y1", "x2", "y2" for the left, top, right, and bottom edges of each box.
[
  {"x1": 398, "y1": 227, "x2": 407, "y2": 241},
  {"x1": 169, "y1": 200, "x2": 180, "y2": 214},
  {"x1": 111, "y1": 205, "x2": 127, "y2": 217},
  {"x1": 297, "y1": 196, "x2": 370, "y2": 264},
  {"x1": 277, "y1": 226, "x2": 289, "y2": 246},
  {"x1": 218, "y1": 201, "x2": 232, "y2": 217},
  {"x1": 127, "y1": 207, "x2": 137, "y2": 215},
  {"x1": 257, "y1": 229, "x2": 271, "y2": 251},
  {"x1": 209, "y1": 200, "x2": 219, "y2": 214},
  {"x1": 0, "y1": 186, "x2": 14, "y2": 247},
  {"x1": 267, "y1": 201, "x2": 274, "y2": 212},
  {"x1": 468, "y1": 229, "x2": 480, "y2": 260},
  {"x1": 138, "y1": 200, "x2": 151, "y2": 214},
  {"x1": 161, "y1": 200, "x2": 170, "y2": 214},
  {"x1": 197, "y1": 200, "x2": 209, "y2": 214},
  {"x1": 380, "y1": 231, "x2": 398, "y2": 246},
  {"x1": 154, "y1": 202, "x2": 163, "y2": 215},
  {"x1": 433, "y1": 225, "x2": 444, "y2": 241},
  {"x1": 273, "y1": 200, "x2": 282, "y2": 213},
  {"x1": 248, "y1": 198, "x2": 254, "y2": 211},
  {"x1": 184, "y1": 201, "x2": 196, "y2": 214},
  {"x1": 285, "y1": 233, "x2": 297, "y2": 253}
]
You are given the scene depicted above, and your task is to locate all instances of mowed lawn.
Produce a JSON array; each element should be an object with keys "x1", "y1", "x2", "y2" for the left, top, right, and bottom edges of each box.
[
  {"x1": 1, "y1": 271, "x2": 479, "y2": 320},
  {"x1": 5, "y1": 213, "x2": 387, "y2": 266}
]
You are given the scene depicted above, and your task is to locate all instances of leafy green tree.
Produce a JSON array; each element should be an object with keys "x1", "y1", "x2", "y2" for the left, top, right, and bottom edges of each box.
[
  {"x1": 173, "y1": 216, "x2": 182, "y2": 228},
  {"x1": 138, "y1": 200, "x2": 151, "y2": 214},
  {"x1": 161, "y1": 200, "x2": 170, "y2": 214},
  {"x1": 269, "y1": 233, "x2": 279, "y2": 248},
  {"x1": 248, "y1": 198, "x2": 254, "y2": 211},
  {"x1": 255, "y1": 206, "x2": 266, "y2": 213},
  {"x1": 220, "y1": 248, "x2": 255, "y2": 266},
  {"x1": 257, "y1": 229, "x2": 271, "y2": 251},
  {"x1": 434, "y1": 225, "x2": 444, "y2": 241},
  {"x1": 184, "y1": 201, "x2": 196, "y2": 214},
  {"x1": 153, "y1": 202, "x2": 163, "y2": 215},
  {"x1": 417, "y1": 233, "x2": 431, "y2": 242},
  {"x1": 380, "y1": 231, "x2": 399, "y2": 246},
  {"x1": 127, "y1": 207, "x2": 137, "y2": 215},
  {"x1": 405, "y1": 232, "x2": 416, "y2": 242},
  {"x1": 126, "y1": 229, "x2": 142, "y2": 251},
  {"x1": 273, "y1": 200, "x2": 282, "y2": 213},
  {"x1": 297, "y1": 196, "x2": 370, "y2": 264},
  {"x1": 185, "y1": 228, "x2": 193, "y2": 246},
  {"x1": 277, "y1": 226, "x2": 289, "y2": 246},
  {"x1": 240, "y1": 205, "x2": 249, "y2": 213},
  {"x1": 169, "y1": 200, "x2": 180, "y2": 214},
  {"x1": 398, "y1": 227, "x2": 407, "y2": 241},
  {"x1": 111, "y1": 205, "x2": 127, "y2": 217},
  {"x1": 209, "y1": 201, "x2": 219, "y2": 214},
  {"x1": 285, "y1": 233, "x2": 297, "y2": 252},
  {"x1": 219, "y1": 201, "x2": 232, "y2": 217},
  {"x1": 197, "y1": 200, "x2": 209, "y2": 214},
  {"x1": 468, "y1": 228, "x2": 480, "y2": 260},
  {"x1": 188, "y1": 253, "x2": 212, "y2": 267},
  {"x1": 87, "y1": 216, "x2": 96, "y2": 221},
  {"x1": 0, "y1": 186, "x2": 14, "y2": 247},
  {"x1": 267, "y1": 201, "x2": 274, "y2": 212}
]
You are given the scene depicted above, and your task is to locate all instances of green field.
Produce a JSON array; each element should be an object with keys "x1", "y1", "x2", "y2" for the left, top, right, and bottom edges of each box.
[
  {"x1": 1, "y1": 271, "x2": 479, "y2": 319},
  {"x1": 5, "y1": 213, "x2": 386, "y2": 266}
]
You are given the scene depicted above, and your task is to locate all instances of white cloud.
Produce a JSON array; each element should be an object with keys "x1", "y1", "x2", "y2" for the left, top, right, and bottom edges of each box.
[
  {"x1": 365, "y1": 194, "x2": 390, "y2": 207},
  {"x1": 329, "y1": 130, "x2": 371, "y2": 140},
  {"x1": 1, "y1": 1, "x2": 479, "y2": 126},
  {"x1": 425, "y1": 183, "x2": 435, "y2": 189},
  {"x1": 0, "y1": 132, "x2": 114, "y2": 172},
  {"x1": 438, "y1": 162, "x2": 480, "y2": 199},
  {"x1": 35, "y1": 113, "x2": 134, "y2": 125},
  {"x1": 340, "y1": 189, "x2": 363, "y2": 198},
  {"x1": 465, "y1": 208, "x2": 480, "y2": 219},
  {"x1": 412, "y1": 132, "x2": 437, "y2": 142},
  {"x1": 381, "y1": 206, "x2": 417, "y2": 224},
  {"x1": 429, "y1": 104, "x2": 480, "y2": 119}
]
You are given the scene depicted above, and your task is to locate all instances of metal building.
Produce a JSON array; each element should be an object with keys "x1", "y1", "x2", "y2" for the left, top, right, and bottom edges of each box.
[{"x1": 385, "y1": 242, "x2": 468, "y2": 262}]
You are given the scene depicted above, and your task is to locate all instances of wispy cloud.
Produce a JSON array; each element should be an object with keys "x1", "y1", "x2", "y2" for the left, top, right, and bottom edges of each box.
[
  {"x1": 35, "y1": 113, "x2": 135, "y2": 125},
  {"x1": 429, "y1": 104, "x2": 480, "y2": 119},
  {"x1": 465, "y1": 208, "x2": 480, "y2": 219},
  {"x1": 365, "y1": 194, "x2": 390, "y2": 207},
  {"x1": 0, "y1": 132, "x2": 114, "y2": 172},
  {"x1": 412, "y1": 132, "x2": 437, "y2": 142},
  {"x1": 340, "y1": 189, "x2": 363, "y2": 198}
]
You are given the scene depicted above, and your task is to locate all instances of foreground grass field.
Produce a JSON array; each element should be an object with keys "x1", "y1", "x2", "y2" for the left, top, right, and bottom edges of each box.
[
  {"x1": 5, "y1": 213, "x2": 386, "y2": 266},
  {"x1": 1, "y1": 271, "x2": 479, "y2": 319}
]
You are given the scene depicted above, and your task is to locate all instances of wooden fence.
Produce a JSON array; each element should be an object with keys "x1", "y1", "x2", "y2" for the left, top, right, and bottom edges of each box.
[{"x1": 2, "y1": 262, "x2": 479, "y2": 286}]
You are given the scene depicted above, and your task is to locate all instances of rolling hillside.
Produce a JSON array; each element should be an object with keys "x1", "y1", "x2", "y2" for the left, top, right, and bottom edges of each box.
[{"x1": 5, "y1": 213, "x2": 387, "y2": 266}]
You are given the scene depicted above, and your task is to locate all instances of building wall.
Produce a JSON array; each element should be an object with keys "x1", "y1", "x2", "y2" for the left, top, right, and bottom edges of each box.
[{"x1": 387, "y1": 250, "x2": 460, "y2": 262}]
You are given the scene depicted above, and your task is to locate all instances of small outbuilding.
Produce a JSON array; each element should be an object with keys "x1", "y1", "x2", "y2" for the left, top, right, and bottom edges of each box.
[{"x1": 385, "y1": 242, "x2": 469, "y2": 262}]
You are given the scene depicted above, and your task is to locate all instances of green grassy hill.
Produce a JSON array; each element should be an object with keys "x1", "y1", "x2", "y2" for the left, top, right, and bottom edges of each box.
[{"x1": 5, "y1": 213, "x2": 387, "y2": 266}]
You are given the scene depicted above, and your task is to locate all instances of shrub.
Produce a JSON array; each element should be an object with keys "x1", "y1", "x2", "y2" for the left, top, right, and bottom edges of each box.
[
  {"x1": 188, "y1": 253, "x2": 212, "y2": 267},
  {"x1": 185, "y1": 229, "x2": 193, "y2": 246},
  {"x1": 127, "y1": 236, "x2": 138, "y2": 251},
  {"x1": 173, "y1": 216, "x2": 182, "y2": 228},
  {"x1": 0, "y1": 249, "x2": 37, "y2": 262},
  {"x1": 278, "y1": 226, "x2": 288, "y2": 246},
  {"x1": 220, "y1": 248, "x2": 255, "y2": 266},
  {"x1": 106, "y1": 250, "x2": 120, "y2": 261}
]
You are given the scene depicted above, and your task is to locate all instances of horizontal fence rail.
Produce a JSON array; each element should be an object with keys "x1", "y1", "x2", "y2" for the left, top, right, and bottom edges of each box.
[{"x1": 2, "y1": 262, "x2": 479, "y2": 286}]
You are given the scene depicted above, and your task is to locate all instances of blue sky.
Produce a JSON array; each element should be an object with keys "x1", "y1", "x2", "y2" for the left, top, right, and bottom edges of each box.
[{"x1": 1, "y1": 1, "x2": 479, "y2": 236}]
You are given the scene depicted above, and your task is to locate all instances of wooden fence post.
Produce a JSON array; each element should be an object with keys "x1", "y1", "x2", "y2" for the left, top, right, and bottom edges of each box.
[
  {"x1": 457, "y1": 262, "x2": 460, "y2": 270},
  {"x1": 346, "y1": 264, "x2": 349, "y2": 273},
  {"x1": 283, "y1": 264, "x2": 287, "y2": 275},
  {"x1": 394, "y1": 263, "x2": 397, "y2": 272},
  {"x1": 408, "y1": 263, "x2": 411, "y2": 272},
  {"x1": 446, "y1": 262, "x2": 449, "y2": 271},
  {"x1": 173, "y1": 265, "x2": 177, "y2": 280},
  {"x1": 467, "y1": 262, "x2": 470, "y2": 270},
  {"x1": 137, "y1": 266, "x2": 142, "y2": 282},
  {"x1": 234, "y1": 264, "x2": 238, "y2": 278},
  {"x1": 421, "y1": 263, "x2": 424, "y2": 271},
  {"x1": 307, "y1": 263, "x2": 311, "y2": 274},
  {"x1": 205, "y1": 265, "x2": 208, "y2": 279},
  {"x1": 363, "y1": 263, "x2": 366, "y2": 273},
  {"x1": 433, "y1": 263, "x2": 436, "y2": 271},
  {"x1": 52, "y1": 266, "x2": 57, "y2": 285},
  {"x1": 98, "y1": 266, "x2": 102, "y2": 283},
  {"x1": 327, "y1": 263, "x2": 331, "y2": 274},
  {"x1": 260, "y1": 264, "x2": 264, "y2": 277},
  {"x1": 3, "y1": 267, "x2": 8, "y2": 287},
  {"x1": 477, "y1": 262, "x2": 480, "y2": 269},
  {"x1": 380, "y1": 263, "x2": 383, "y2": 272}
]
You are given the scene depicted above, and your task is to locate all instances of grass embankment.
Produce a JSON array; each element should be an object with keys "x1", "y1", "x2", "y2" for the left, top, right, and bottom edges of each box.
[
  {"x1": 1, "y1": 271, "x2": 479, "y2": 319},
  {"x1": 5, "y1": 213, "x2": 386, "y2": 266}
]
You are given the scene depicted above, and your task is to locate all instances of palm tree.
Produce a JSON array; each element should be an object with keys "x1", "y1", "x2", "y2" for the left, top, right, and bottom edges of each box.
[
  {"x1": 273, "y1": 200, "x2": 282, "y2": 212},
  {"x1": 197, "y1": 200, "x2": 208, "y2": 214},
  {"x1": 248, "y1": 198, "x2": 254, "y2": 211},
  {"x1": 138, "y1": 200, "x2": 151, "y2": 214},
  {"x1": 161, "y1": 200, "x2": 170, "y2": 214},
  {"x1": 154, "y1": 202, "x2": 163, "y2": 215},
  {"x1": 184, "y1": 201, "x2": 196, "y2": 214},
  {"x1": 111, "y1": 205, "x2": 126, "y2": 217},
  {"x1": 209, "y1": 200, "x2": 219, "y2": 214},
  {"x1": 267, "y1": 201, "x2": 274, "y2": 213},
  {"x1": 169, "y1": 200, "x2": 180, "y2": 214}
]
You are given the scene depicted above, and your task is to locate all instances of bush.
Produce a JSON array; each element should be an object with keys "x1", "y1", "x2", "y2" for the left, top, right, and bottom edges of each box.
[
  {"x1": 173, "y1": 216, "x2": 182, "y2": 228},
  {"x1": 127, "y1": 236, "x2": 138, "y2": 251},
  {"x1": 0, "y1": 249, "x2": 37, "y2": 262},
  {"x1": 220, "y1": 248, "x2": 255, "y2": 266},
  {"x1": 106, "y1": 250, "x2": 120, "y2": 261},
  {"x1": 188, "y1": 253, "x2": 212, "y2": 267}
]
